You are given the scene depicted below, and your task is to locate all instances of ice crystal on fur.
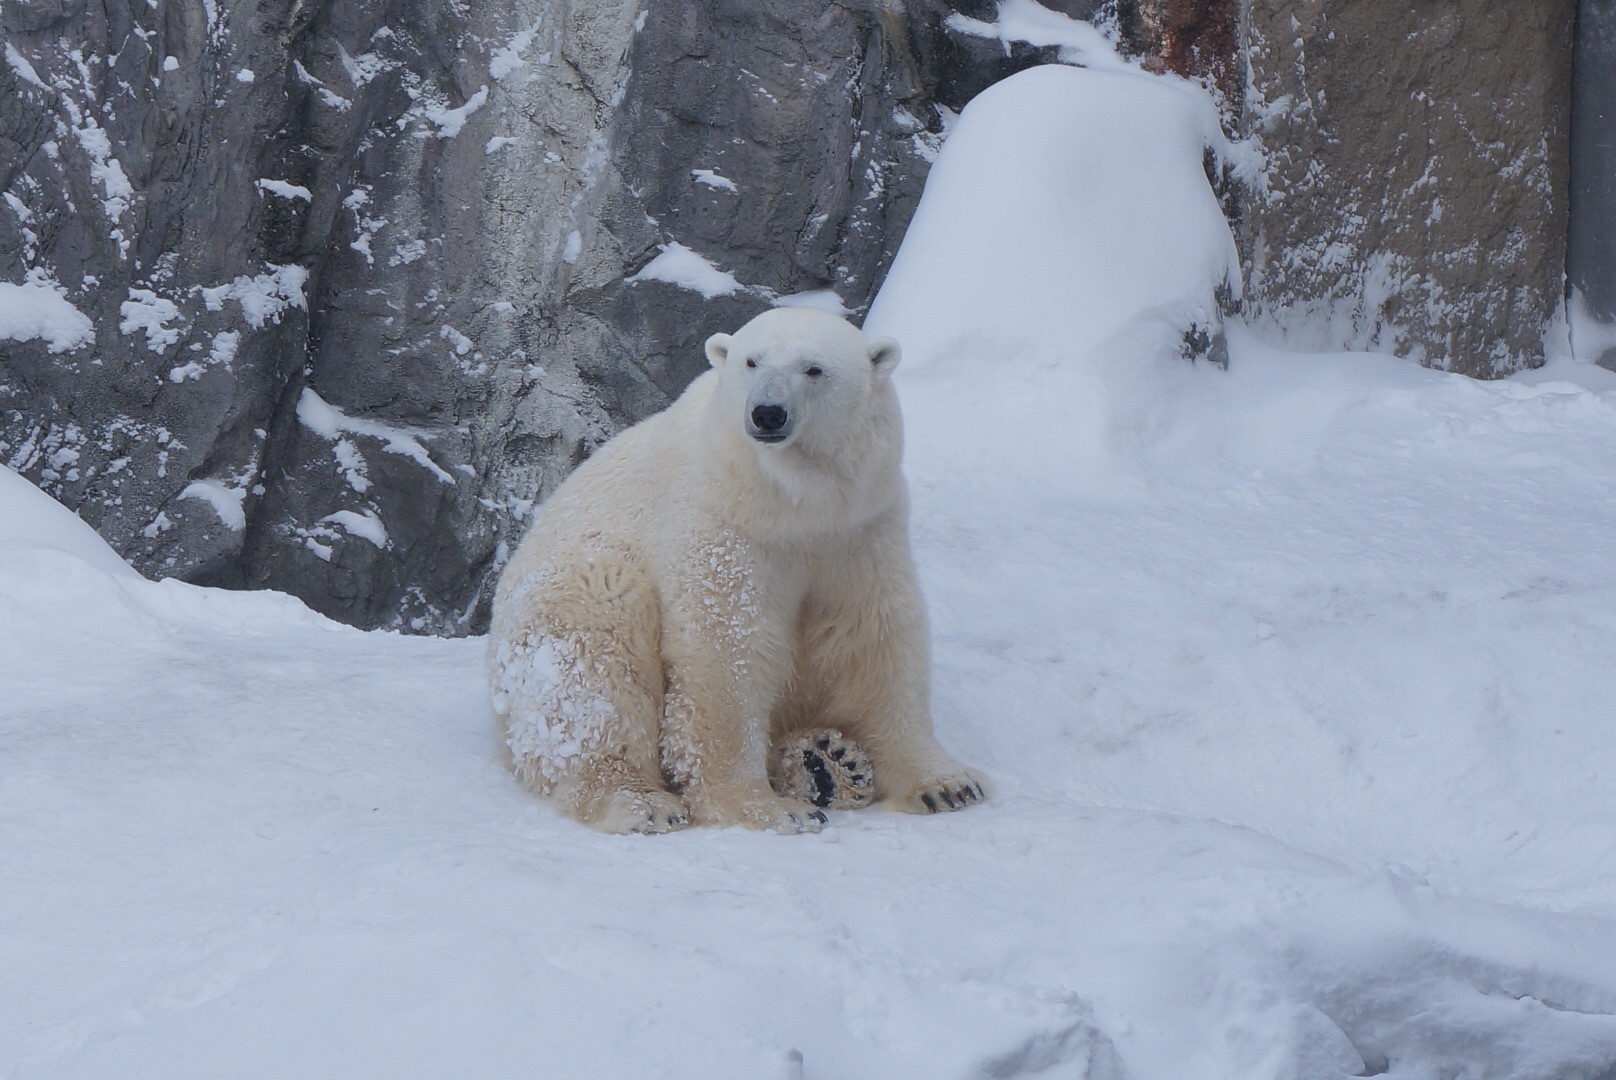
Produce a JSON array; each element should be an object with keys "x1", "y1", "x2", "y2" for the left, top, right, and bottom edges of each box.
[{"x1": 491, "y1": 629, "x2": 616, "y2": 789}]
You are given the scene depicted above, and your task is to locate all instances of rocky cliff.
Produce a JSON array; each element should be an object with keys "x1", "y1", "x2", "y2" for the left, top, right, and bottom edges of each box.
[{"x1": 0, "y1": 0, "x2": 1021, "y2": 632}]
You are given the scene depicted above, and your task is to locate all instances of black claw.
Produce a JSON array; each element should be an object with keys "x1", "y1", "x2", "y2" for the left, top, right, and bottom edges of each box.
[
  {"x1": 940, "y1": 790, "x2": 958, "y2": 810},
  {"x1": 921, "y1": 793, "x2": 938, "y2": 812},
  {"x1": 830, "y1": 747, "x2": 846, "y2": 760},
  {"x1": 809, "y1": 810, "x2": 827, "y2": 824}
]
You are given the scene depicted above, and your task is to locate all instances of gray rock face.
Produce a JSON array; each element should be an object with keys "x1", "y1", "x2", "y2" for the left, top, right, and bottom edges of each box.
[
  {"x1": 0, "y1": 0, "x2": 1008, "y2": 633},
  {"x1": 1235, "y1": 1, "x2": 1577, "y2": 376},
  {"x1": 1571, "y1": 0, "x2": 1616, "y2": 364}
]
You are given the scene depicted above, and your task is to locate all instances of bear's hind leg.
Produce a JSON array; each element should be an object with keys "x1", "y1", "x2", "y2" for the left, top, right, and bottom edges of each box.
[{"x1": 492, "y1": 551, "x2": 688, "y2": 834}]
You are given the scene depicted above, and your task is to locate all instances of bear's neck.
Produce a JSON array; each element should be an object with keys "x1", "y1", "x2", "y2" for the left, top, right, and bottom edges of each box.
[{"x1": 695, "y1": 396, "x2": 903, "y2": 545}]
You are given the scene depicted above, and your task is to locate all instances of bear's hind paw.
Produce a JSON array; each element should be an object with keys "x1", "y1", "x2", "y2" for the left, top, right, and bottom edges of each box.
[{"x1": 773, "y1": 730, "x2": 876, "y2": 810}]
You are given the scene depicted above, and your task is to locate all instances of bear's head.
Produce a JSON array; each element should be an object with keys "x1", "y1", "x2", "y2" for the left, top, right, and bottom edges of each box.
[{"x1": 703, "y1": 309, "x2": 901, "y2": 458}]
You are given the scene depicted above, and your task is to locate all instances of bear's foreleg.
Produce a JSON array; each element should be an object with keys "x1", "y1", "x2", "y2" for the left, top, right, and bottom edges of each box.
[
  {"x1": 659, "y1": 539, "x2": 828, "y2": 834},
  {"x1": 804, "y1": 517, "x2": 989, "y2": 814}
]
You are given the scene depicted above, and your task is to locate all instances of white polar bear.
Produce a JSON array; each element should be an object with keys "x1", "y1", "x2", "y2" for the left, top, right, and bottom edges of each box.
[{"x1": 488, "y1": 308, "x2": 987, "y2": 833}]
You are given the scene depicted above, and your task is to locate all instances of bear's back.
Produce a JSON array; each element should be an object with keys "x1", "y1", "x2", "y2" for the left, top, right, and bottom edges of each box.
[{"x1": 499, "y1": 372, "x2": 712, "y2": 579}]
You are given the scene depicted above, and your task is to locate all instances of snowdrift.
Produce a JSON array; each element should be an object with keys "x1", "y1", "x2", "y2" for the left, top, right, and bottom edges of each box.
[{"x1": 5, "y1": 64, "x2": 1616, "y2": 1080}]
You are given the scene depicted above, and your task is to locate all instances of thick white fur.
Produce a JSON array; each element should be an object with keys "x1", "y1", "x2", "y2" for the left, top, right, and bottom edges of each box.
[{"x1": 488, "y1": 308, "x2": 986, "y2": 833}]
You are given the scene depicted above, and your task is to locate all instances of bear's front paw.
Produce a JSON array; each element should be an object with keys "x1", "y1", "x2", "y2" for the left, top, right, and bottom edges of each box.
[
  {"x1": 696, "y1": 792, "x2": 828, "y2": 834},
  {"x1": 768, "y1": 802, "x2": 829, "y2": 835},
  {"x1": 597, "y1": 788, "x2": 691, "y2": 835},
  {"x1": 898, "y1": 769, "x2": 989, "y2": 815}
]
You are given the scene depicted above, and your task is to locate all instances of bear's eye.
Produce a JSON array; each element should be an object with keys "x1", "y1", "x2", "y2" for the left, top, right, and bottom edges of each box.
[
  {"x1": 745, "y1": 358, "x2": 757, "y2": 369},
  {"x1": 805, "y1": 365, "x2": 823, "y2": 377}
]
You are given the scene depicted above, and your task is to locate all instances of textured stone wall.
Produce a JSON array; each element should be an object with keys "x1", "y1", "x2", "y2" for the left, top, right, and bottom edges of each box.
[
  {"x1": 1238, "y1": 1, "x2": 1576, "y2": 376},
  {"x1": 0, "y1": 0, "x2": 1000, "y2": 633},
  {"x1": 1117, "y1": 0, "x2": 1240, "y2": 106}
]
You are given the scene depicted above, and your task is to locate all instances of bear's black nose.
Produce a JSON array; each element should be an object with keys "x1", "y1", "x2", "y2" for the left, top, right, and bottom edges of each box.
[{"x1": 751, "y1": 404, "x2": 788, "y2": 432}]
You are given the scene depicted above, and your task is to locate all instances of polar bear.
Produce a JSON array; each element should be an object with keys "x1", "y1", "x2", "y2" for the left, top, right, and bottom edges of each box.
[{"x1": 488, "y1": 308, "x2": 987, "y2": 833}]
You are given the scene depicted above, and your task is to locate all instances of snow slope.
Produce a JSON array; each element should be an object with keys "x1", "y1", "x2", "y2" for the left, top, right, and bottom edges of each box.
[{"x1": 6, "y1": 64, "x2": 1616, "y2": 1080}]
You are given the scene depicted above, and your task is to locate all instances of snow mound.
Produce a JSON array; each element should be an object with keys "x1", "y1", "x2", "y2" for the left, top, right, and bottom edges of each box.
[
  {"x1": 865, "y1": 61, "x2": 1616, "y2": 1079},
  {"x1": 867, "y1": 63, "x2": 1238, "y2": 377},
  {"x1": 0, "y1": 464, "x2": 138, "y2": 577},
  {"x1": 0, "y1": 465, "x2": 338, "y2": 649}
]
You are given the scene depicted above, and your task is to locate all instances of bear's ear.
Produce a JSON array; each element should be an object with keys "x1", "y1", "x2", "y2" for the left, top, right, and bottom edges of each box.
[
  {"x1": 704, "y1": 332, "x2": 734, "y2": 368},
  {"x1": 868, "y1": 336, "x2": 901, "y2": 378}
]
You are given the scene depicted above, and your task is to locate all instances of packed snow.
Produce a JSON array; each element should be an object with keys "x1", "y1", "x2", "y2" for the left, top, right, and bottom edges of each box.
[{"x1": 5, "y1": 62, "x2": 1616, "y2": 1080}]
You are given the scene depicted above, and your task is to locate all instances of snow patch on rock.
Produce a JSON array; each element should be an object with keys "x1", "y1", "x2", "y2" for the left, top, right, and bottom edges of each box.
[
  {"x1": 945, "y1": 0, "x2": 1136, "y2": 71},
  {"x1": 198, "y1": 265, "x2": 309, "y2": 329},
  {"x1": 690, "y1": 168, "x2": 738, "y2": 192},
  {"x1": 320, "y1": 509, "x2": 389, "y2": 548},
  {"x1": 0, "y1": 281, "x2": 94, "y2": 353},
  {"x1": 256, "y1": 178, "x2": 313, "y2": 202},
  {"x1": 627, "y1": 242, "x2": 743, "y2": 299},
  {"x1": 490, "y1": 20, "x2": 545, "y2": 81},
  {"x1": 296, "y1": 388, "x2": 454, "y2": 485},
  {"x1": 422, "y1": 86, "x2": 489, "y2": 138},
  {"x1": 177, "y1": 478, "x2": 247, "y2": 531},
  {"x1": 119, "y1": 289, "x2": 183, "y2": 354},
  {"x1": 5, "y1": 43, "x2": 47, "y2": 89}
]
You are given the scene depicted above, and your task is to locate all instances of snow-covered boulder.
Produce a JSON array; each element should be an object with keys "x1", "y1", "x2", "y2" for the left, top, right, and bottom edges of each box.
[{"x1": 868, "y1": 63, "x2": 1240, "y2": 374}]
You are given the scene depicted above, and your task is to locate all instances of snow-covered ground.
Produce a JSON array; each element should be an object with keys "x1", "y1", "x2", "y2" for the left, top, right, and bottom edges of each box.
[{"x1": 7, "y1": 64, "x2": 1616, "y2": 1079}]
